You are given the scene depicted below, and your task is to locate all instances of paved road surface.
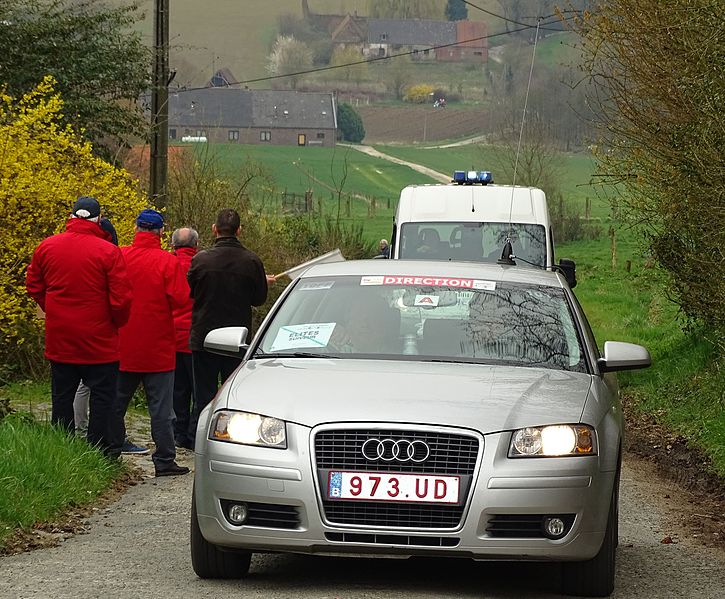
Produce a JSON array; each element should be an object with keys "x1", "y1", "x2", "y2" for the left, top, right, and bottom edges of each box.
[{"x1": 1, "y1": 452, "x2": 723, "y2": 599}]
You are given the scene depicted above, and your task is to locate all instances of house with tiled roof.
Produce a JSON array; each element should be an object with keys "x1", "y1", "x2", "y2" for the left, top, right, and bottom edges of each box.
[
  {"x1": 366, "y1": 18, "x2": 487, "y2": 62},
  {"x1": 168, "y1": 88, "x2": 337, "y2": 147}
]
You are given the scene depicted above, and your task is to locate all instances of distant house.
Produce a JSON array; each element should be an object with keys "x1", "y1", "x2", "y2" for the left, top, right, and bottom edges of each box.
[
  {"x1": 366, "y1": 18, "x2": 487, "y2": 62},
  {"x1": 302, "y1": 0, "x2": 367, "y2": 47},
  {"x1": 167, "y1": 88, "x2": 337, "y2": 147},
  {"x1": 301, "y1": 0, "x2": 487, "y2": 64},
  {"x1": 207, "y1": 68, "x2": 239, "y2": 88}
]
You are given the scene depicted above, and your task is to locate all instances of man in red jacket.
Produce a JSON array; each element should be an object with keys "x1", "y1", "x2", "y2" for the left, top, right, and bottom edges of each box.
[
  {"x1": 170, "y1": 227, "x2": 198, "y2": 450},
  {"x1": 26, "y1": 196, "x2": 132, "y2": 459},
  {"x1": 115, "y1": 209, "x2": 190, "y2": 476}
]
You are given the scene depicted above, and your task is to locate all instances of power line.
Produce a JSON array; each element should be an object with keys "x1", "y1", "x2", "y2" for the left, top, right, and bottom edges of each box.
[
  {"x1": 460, "y1": 0, "x2": 568, "y2": 31},
  {"x1": 175, "y1": 20, "x2": 572, "y2": 93}
]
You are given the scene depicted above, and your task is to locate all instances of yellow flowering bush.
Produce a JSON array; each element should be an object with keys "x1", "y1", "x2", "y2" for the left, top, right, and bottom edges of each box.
[
  {"x1": 0, "y1": 77, "x2": 147, "y2": 377},
  {"x1": 403, "y1": 84, "x2": 436, "y2": 104}
]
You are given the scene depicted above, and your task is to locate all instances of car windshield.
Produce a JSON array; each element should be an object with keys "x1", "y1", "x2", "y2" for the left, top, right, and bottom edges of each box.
[
  {"x1": 399, "y1": 222, "x2": 547, "y2": 267},
  {"x1": 256, "y1": 275, "x2": 585, "y2": 371}
]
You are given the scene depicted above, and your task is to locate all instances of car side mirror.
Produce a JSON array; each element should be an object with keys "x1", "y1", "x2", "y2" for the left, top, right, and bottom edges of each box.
[
  {"x1": 203, "y1": 327, "x2": 249, "y2": 358},
  {"x1": 558, "y1": 258, "x2": 577, "y2": 289},
  {"x1": 597, "y1": 341, "x2": 651, "y2": 373}
]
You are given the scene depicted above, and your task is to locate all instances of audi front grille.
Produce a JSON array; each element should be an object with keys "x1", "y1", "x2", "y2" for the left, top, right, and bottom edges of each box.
[{"x1": 314, "y1": 428, "x2": 480, "y2": 529}]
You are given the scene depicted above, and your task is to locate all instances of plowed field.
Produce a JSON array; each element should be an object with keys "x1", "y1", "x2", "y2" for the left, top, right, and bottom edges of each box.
[{"x1": 358, "y1": 106, "x2": 490, "y2": 144}]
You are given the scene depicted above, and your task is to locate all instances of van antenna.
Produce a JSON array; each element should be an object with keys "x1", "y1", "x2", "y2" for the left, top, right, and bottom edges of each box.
[{"x1": 499, "y1": 18, "x2": 542, "y2": 266}]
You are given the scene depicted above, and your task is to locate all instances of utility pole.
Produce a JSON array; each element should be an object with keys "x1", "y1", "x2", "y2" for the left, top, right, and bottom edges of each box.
[{"x1": 149, "y1": 0, "x2": 170, "y2": 209}]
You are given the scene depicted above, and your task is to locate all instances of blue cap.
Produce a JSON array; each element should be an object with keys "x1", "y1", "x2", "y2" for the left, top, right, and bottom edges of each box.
[{"x1": 136, "y1": 209, "x2": 164, "y2": 230}]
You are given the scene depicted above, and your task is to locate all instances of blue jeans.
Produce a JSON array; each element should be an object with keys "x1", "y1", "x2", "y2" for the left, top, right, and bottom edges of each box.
[{"x1": 115, "y1": 370, "x2": 176, "y2": 469}]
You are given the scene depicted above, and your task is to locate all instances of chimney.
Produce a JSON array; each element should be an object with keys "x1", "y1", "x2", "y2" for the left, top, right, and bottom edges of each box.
[{"x1": 301, "y1": 0, "x2": 310, "y2": 19}]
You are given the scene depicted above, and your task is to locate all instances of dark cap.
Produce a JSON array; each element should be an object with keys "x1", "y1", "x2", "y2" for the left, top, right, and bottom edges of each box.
[
  {"x1": 99, "y1": 217, "x2": 119, "y2": 245},
  {"x1": 72, "y1": 196, "x2": 101, "y2": 219},
  {"x1": 136, "y1": 209, "x2": 164, "y2": 230}
]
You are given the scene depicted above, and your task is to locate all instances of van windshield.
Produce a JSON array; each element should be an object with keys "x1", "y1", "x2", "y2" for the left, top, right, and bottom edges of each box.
[{"x1": 399, "y1": 222, "x2": 547, "y2": 267}]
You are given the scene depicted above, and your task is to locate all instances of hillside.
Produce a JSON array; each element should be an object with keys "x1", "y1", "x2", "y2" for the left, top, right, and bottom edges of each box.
[{"x1": 124, "y1": 0, "x2": 500, "y2": 90}]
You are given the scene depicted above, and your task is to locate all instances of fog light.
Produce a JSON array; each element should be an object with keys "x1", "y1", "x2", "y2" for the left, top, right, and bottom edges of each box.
[
  {"x1": 228, "y1": 503, "x2": 248, "y2": 525},
  {"x1": 543, "y1": 517, "x2": 566, "y2": 538}
]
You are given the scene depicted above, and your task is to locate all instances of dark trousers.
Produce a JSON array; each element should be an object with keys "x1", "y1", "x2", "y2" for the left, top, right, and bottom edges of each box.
[
  {"x1": 50, "y1": 361, "x2": 119, "y2": 459},
  {"x1": 190, "y1": 350, "x2": 242, "y2": 438},
  {"x1": 172, "y1": 352, "x2": 194, "y2": 447},
  {"x1": 114, "y1": 371, "x2": 176, "y2": 470}
]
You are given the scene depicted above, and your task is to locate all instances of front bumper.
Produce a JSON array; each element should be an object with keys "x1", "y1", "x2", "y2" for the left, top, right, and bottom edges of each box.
[{"x1": 194, "y1": 421, "x2": 614, "y2": 561}]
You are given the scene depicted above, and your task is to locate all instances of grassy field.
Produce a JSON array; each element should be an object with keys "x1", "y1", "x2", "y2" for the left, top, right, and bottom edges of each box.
[
  {"x1": 373, "y1": 144, "x2": 605, "y2": 215},
  {"x1": 197, "y1": 141, "x2": 607, "y2": 243},
  {"x1": 195, "y1": 143, "x2": 439, "y2": 242}
]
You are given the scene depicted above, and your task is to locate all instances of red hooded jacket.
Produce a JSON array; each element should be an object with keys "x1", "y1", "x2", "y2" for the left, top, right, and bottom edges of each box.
[
  {"x1": 118, "y1": 232, "x2": 189, "y2": 372},
  {"x1": 172, "y1": 246, "x2": 196, "y2": 353},
  {"x1": 26, "y1": 218, "x2": 132, "y2": 364}
]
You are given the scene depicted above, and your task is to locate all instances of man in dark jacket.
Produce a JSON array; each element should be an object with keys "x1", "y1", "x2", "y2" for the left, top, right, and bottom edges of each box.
[
  {"x1": 187, "y1": 209, "x2": 269, "y2": 434},
  {"x1": 26, "y1": 196, "x2": 132, "y2": 459},
  {"x1": 115, "y1": 209, "x2": 190, "y2": 476}
]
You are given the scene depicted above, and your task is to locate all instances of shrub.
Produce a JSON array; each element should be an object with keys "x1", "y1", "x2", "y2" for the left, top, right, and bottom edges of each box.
[
  {"x1": 337, "y1": 103, "x2": 365, "y2": 143},
  {"x1": 403, "y1": 84, "x2": 435, "y2": 104},
  {"x1": 0, "y1": 77, "x2": 148, "y2": 379},
  {"x1": 549, "y1": 193, "x2": 602, "y2": 243}
]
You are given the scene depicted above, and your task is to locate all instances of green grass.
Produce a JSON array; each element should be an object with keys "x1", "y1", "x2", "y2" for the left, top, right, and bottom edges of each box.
[
  {"x1": 0, "y1": 415, "x2": 123, "y2": 545},
  {"x1": 372, "y1": 144, "x2": 605, "y2": 216},
  {"x1": 559, "y1": 230, "x2": 725, "y2": 477}
]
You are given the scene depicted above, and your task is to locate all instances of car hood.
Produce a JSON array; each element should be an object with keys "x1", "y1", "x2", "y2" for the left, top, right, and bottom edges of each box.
[{"x1": 223, "y1": 358, "x2": 592, "y2": 434}]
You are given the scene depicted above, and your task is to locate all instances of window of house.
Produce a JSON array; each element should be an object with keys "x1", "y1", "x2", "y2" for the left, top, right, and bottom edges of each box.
[
  {"x1": 228, "y1": 130, "x2": 239, "y2": 141},
  {"x1": 169, "y1": 129, "x2": 177, "y2": 140},
  {"x1": 317, "y1": 132, "x2": 325, "y2": 139},
  {"x1": 260, "y1": 131, "x2": 271, "y2": 142},
  {"x1": 474, "y1": 51, "x2": 483, "y2": 56},
  {"x1": 380, "y1": 33, "x2": 388, "y2": 41},
  {"x1": 423, "y1": 49, "x2": 429, "y2": 56},
  {"x1": 298, "y1": 133, "x2": 307, "y2": 146},
  {"x1": 196, "y1": 130, "x2": 206, "y2": 137}
]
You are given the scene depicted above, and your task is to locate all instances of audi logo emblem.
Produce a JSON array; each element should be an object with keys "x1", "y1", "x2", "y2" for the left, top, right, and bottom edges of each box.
[{"x1": 361, "y1": 438, "x2": 431, "y2": 463}]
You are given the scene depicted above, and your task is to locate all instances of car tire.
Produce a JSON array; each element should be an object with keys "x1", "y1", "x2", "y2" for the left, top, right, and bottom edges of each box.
[
  {"x1": 190, "y1": 486, "x2": 252, "y2": 579},
  {"x1": 561, "y1": 481, "x2": 617, "y2": 597}
]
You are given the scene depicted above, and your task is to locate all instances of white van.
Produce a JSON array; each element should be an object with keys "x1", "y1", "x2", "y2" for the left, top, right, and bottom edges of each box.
[{"x1": 389, "y1": 170, "x2": 576, "y2": 286}]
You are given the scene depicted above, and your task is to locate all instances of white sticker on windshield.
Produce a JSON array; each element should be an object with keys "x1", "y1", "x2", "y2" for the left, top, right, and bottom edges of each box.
[
  {"x1": 472, "y1": 280, "x2": 496, "y2": 290},
  {"x1": 269, "y1": 323, "x2": 336, "y2": 351},
  {"x1": 414, "y1": 294, "x2": 440, "y2": 307},
  {"x1": 299, "y1": 281, "x2": 334, "y2": 291},
  {"x1": 360, "y1": 276, "x2": 384, "y2": 286}
]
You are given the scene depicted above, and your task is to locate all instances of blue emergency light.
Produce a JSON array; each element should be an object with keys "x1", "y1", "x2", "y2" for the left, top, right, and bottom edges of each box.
[{"x1": 452, "y1": 170, "x2": 493, "y2": 185}]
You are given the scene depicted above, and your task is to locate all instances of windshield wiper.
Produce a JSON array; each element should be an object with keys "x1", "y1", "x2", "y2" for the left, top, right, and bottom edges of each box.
[{"x1": 266, "y1": 352, "x2": 339, "y2": 359}]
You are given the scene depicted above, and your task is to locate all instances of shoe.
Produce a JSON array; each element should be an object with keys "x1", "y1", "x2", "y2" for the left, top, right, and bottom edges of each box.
[
  {"x1": 155, "y1": 462, "x2": 190, "y2": 477},
  {"x1": 121, "y1": 440, "x2": 150, "y2": 455}
]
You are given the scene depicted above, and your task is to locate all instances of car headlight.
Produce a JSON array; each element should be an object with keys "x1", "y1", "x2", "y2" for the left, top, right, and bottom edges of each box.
[
  {"x1": 509, "y1": 425, "x2": 596, "y2": 457},
  {"x1": 209, "y1": 410, "x2": 287, "y2": 448}
]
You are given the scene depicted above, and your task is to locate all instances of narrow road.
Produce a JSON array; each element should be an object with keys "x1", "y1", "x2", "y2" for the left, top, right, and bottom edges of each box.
[
  {"x1": 1, "y1": 453, "x2": 723, "y2": 598},
  {"x1": 341, "y1": 144, "x2": 451, "y2": 183}
]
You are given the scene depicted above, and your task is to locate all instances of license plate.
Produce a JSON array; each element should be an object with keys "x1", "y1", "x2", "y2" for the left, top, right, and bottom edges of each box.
[{"x1": 328, "y1": 471, "x2": 460, "y2": 504}]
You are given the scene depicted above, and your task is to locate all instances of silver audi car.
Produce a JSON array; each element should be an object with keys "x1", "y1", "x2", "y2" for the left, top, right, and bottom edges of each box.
[{"x1": 191, "y1": 260, "x2": 650, "y2": 597}]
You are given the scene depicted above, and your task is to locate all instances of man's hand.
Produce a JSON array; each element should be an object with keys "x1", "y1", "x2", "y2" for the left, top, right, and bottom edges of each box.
[{"x1": 266, "y1": 274, "x2": 277, "y2": 284}]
